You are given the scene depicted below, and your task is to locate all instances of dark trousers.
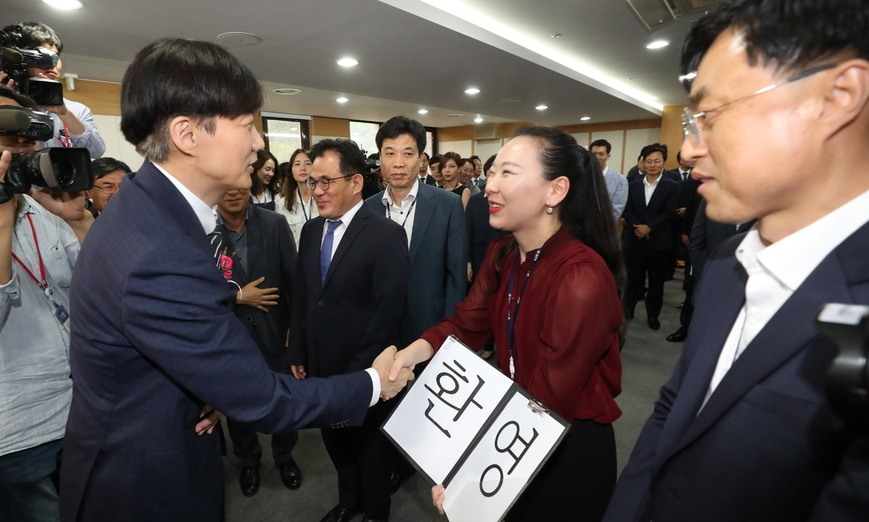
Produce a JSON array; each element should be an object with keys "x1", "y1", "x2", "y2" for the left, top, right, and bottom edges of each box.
[
  {"x1": 507, "y1": 420, "x2": 616, "y2": 522},
  {"x1": 226, "y1": 420, "x2": 298, "y2": 467},
  {"x1": 625, "y1": 246, "x2": 672, "y2": 320},
  {"x1": 0, "y1": 438, "x2": 63, "y2": 522},
  {"x1": 321, "y1": 400, "x2": 392, "y2": 518}
]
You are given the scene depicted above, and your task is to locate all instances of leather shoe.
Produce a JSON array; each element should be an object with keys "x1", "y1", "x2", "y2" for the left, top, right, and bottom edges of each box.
[
  {"x1": 648, "y1": 318, "x2": 661, "y2": 330},
  {"x1": 666, "y1": 326, "x2": 688, "y2": 342},
  {"x1": 239, "y1": 465, "x2": 260, "y2": 497},
  {"x1": 320, "y1": 504, "x2": 357, "y2": 522},
  {"x1": 278, "y1": 460, "x2": 301, "y2": 490}
]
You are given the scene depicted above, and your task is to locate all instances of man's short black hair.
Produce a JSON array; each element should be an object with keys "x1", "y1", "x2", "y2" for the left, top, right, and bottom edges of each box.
[
  {"x1": 590, "y1": 139, "x2": 612, "y2": 154},
  {"x1": 310, "y1": 139, "x2": 368, "y2": 179},
  {"x1": 91, "y1": 157, "x2": 131, "y2": 180},
  {"x1": 6, "y1": 21, "x2": 63, "y2": 52},
  {"x1": 0, "y1": 85, "x2": 37, "y2": 108},
  {"x1": 641, "y1": 143, "x2": 668, "y2": 161},
  {"x1": 681, "y1": 0, "x2": 869, "y2": 89},
  {"x1": 429, "y1": 154, "x2": 442, "y2": 167},
  {"x1": 375, "y1": 116, "x2": 426, "y2": 153},
  {"x1": 120, "y1": 38, "x2": 263, "y2": 161}
]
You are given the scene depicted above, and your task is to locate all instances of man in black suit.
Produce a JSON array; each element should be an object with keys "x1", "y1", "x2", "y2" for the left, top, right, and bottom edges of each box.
[
  {"x1": 605, "y1": 0, "x2": 869, "y2": 519},
  {"x1": 290, "y1": 139, "x2": 409, "y2": 522},
  {"x1": 418, "y1": 151, "x2": 436, "y2": 185},
  {"x1": 622, "y1": 143, "x2": 680, "y2": 330},
  {"x1": 213, "y1": 188, "x2": 301, "y2": 496}
]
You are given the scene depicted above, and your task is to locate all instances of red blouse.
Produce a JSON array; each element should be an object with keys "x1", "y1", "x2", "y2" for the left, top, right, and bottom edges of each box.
[{"x1": 421, "y1": 227, "x2": 623, "y2": 423}]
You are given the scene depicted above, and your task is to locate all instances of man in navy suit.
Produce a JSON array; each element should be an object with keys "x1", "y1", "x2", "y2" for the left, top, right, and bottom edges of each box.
[
  {"x1": 605, "y1": 1, "x2": 869, "y2": 520},
  {"x1": 60, "y1": 39, "x2": 412, "y2": 522},
  {"x1": 365, "y1": 116, "x2": 467, "y2": 347},
  {"x1": 290, "y1": 139, "x2": 409, "y2": 522},
  {"x1": 622, "y1": 143, "x2": 680, "y2": 330}
]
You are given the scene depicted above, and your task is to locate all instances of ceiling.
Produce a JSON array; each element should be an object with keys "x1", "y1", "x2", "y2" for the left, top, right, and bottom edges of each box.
[{"x1": 4, "y1": 0, "x2": 709, "y2": 128}]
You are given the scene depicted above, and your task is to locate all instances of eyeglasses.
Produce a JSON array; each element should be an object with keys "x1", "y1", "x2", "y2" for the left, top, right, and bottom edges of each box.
[
  {"x1": 681, "y1": 63, "x2": 836, "y2": 146},
  {"x1": 644, "y1": 159, "x2": 664, "y2": 166},
  {"x1": 305, "y1": 175, "x2": 352, "y2": 191},
  {"x1": 94, "y1": 183, "x2": 120, "y2": 194}
]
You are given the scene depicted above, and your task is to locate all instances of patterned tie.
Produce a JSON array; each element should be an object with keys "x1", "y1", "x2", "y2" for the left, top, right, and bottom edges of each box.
[{"x1": 320, "y1": 219, "x2": 342, "y2": 285}]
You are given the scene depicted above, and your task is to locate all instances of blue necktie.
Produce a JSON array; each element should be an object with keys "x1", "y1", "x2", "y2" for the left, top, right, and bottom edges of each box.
[{"x1": 320, "y1": 219, "x2": 341, "y2": 285}]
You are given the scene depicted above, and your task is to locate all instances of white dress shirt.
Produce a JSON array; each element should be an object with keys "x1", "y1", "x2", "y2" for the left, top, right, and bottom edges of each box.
[
  {"x1": 703, "y1": 189, "x2": 869, "y2": 408},
  {"x1": 381, "y1": 180, "x2": 420, "y2": 248}
]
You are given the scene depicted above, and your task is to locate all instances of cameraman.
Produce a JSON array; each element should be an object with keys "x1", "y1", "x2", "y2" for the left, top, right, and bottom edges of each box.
[
  {"x1": 1, "y1": 22, "x2": 105, "y2": 159},
  {"x1": 0, "y1": 85, "x2": 92, "y2": 521}
]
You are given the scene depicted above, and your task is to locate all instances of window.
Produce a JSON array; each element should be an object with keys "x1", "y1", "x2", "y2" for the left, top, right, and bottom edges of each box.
[
  {"x1": 262, "y1": 113, "x2": 310, "y2": 161},
  {"x1": 349, "y1": 121, "x2": 379, "y2": 157}
]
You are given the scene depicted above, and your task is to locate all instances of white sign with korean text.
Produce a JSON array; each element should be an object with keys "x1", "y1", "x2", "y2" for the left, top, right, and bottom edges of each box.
[{"x1": 382, "y1": 336, "x2": 513, "y2": 484}]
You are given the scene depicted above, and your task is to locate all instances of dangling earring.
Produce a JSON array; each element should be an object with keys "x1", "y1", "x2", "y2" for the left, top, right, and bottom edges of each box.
[{"x1": 545, "y1": 205, "x2": 554, "y2": 215}]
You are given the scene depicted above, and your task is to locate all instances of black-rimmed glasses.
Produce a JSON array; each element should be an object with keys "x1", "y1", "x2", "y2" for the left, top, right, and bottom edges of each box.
[{"x1": 305, "y1": 175, "x2": 351, "y2": 191}]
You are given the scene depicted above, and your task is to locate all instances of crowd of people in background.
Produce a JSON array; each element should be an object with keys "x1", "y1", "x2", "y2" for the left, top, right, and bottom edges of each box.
[{"x1": 3, "y1": 0, "x2": 869, "y2": 520}]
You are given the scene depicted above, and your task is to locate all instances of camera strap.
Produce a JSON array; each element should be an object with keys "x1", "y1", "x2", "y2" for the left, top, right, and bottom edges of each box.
[{"x1": 10, "y1": 213, "x2": 71, "y2": 330}]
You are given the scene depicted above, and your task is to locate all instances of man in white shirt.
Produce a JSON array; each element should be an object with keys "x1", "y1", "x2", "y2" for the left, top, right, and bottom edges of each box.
[{"x1": 605, "y1": 1, "x2": 869, "y2": 521}]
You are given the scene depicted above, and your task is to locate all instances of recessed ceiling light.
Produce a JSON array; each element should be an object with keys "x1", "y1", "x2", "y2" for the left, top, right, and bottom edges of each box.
[
  {"x1": 216, "y1": 32, "x2": 262, "y2": 46},
  {"x1": 273, "y1": 88, "x2": 302, "y2": 96},
  {"x1": 550, "y1": 33, "x2": 562, "y2": 39},
  {"x1": 474, "y1": 116, "x2": 484, "y2": 123},
  {"x1": 337, "y1": 57, "x2": 358, "y2": 67},
  {"x1": 580, "y1": 116, "x2": 591, "y2": 121},
  {"x1": 336, "y1": 97, "x2": 349, "y2": 104},
  {"x1": 42, "y1": 0, "x2": 82, "y2": 9},
  {"x1": 417, "y1": 108, "x2": 429, "y2": 115},
  {"x1": 535, "y1": 104, "x2": 548, "y2": 111},
  {"x1": 464, "y1": 87, "x2": 480, "y2": 95},
  {"x1": 646, "y1": 40, "x2": 670, "y2": 50}
]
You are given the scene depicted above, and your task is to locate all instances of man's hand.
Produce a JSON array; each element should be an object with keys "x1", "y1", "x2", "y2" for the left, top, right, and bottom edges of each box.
[
  {"x1": 194, "y1": 405, "x2": 222, "y2": 436},
  {"x1": 373, "y1": 346, "x2": 414, "y2": 400},
  {"x1": 236, "y1": 276, "x2": 279, "y2": 311},
  {"x1": 677, "y1": 206, "x2": 686, "y2": 217},
  {"x1": 633, "y1": 224, "x2": 651, "y2": 239},
  {"x1": 29, "y1": 187, "x2": 87, "y2": 221},
  {"x1": 432, "y1": 484, "x2": 446, "y2": 515},
  {"x1": 290, "y1": 364, "x2": 307, "y2": 380}
]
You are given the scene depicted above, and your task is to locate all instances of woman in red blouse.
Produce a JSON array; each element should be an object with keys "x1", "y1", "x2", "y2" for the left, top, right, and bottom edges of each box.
[{"x1": 390, "y1": 126, "x2": 625, "y2": 521}]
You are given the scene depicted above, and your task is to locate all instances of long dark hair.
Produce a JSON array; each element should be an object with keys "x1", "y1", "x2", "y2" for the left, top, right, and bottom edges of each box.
[
  {"x1": 250, "y1": 149, "x2": 278, "y2": 197},
  {"x1": 495, "y1": 126, "x2": 626, "y2": 296},
  {"x1": 280, "y1": 148, "x2": 310, "y2": 212}
]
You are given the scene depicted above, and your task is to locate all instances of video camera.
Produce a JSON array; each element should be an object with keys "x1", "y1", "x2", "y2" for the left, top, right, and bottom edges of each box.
[
  {"x1": 0, "y1": 105, "x2": 92, "y2": 204},
  {"x1": 0, "y1": 25, "x2": 64, "y2": 106},
  {"x1": 817, "y1": 303, "x2": 869, "y2": 437}
]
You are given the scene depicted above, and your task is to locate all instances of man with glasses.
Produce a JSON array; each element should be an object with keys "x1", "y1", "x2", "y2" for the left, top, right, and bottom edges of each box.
[
  {"x1": 86, "y1": 157, "x2": 129, "y2": 218},
  {"x1": 289, "y1": 139, "x2": 409, "y2": 522},
  {"x1": 605, "y1": 0, "x2": 869, "y2": 520}
]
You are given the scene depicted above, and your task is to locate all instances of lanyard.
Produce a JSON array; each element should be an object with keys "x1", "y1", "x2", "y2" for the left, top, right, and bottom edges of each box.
[
  {"x1": 55, "y1": 123, "x2": 72, "y2": 148},
  {"x1": 10, "y1": 213, "x2": 71, "y2": 329},
  {"x1": 505, "y1": 247, "x2": 541, "y2": 380},
  {"x1": 297, "y1": 188, "x2": 314, "y2": 222},
  {"x1": 385, "y1": 198, "x2": 417, "y2": 229}
]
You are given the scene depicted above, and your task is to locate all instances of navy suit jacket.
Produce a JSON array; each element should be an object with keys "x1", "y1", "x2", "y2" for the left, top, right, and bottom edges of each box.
[
  {"x1": 215, "y1": 204, "x2": 297, "y2": 370},
  {"x1": 622, "y1": 177, "x2": 680, "y2": 251},
  {"x1": 289, "y1": 203, "x2": 409, "y2": 376},
  {"x1": 61, "y1": 162, "x2": 371, "y2": 522},
  {"x1": 365, "y1": 183, "x2": 467, "y2": 345},
  {"x1": 605, "y1": 222, "x2": 869, "y2": 522}
]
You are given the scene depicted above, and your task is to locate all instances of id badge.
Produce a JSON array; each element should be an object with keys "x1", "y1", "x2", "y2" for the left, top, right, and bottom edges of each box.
[{"x1": 54, "y1": 304, "x2": 70, "y2": 325}]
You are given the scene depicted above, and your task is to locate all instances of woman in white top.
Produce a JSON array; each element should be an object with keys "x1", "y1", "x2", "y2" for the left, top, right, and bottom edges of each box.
[
  {"x1": 250, "y1": 150, "x2": 278, "y2": 210},
  {"x1": 275, "y1": 149, "x2": 319, "y2": 246}
]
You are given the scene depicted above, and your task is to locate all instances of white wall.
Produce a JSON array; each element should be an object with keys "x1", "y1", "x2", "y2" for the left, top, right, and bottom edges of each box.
[
  {"x1": 473, "y1": 139, "x2": 504, "y2": 163},
  {"x1": 439, "y1": 140, "x2": 473, "y2": 157},
  {"x1": 623, "y1": 128, "x2": 661, "y2": 173},
  {"x1": 93, "y1": 114, "x2": 143, "y2": 168}
]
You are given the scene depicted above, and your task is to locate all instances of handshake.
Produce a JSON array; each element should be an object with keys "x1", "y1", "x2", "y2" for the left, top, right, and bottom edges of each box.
[{"x1": 371, "y1": 346, "x2": 416, "y2": 401}]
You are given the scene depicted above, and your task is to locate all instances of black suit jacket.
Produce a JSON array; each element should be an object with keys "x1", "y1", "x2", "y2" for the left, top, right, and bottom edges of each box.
[
  {"x1": 622, "y1": 177, "x2": 680, "y2": 251},
  {"x1": 466, "y1": 192, "x2": 508, "y2": 274},
  {"x1": 289, "y1": 204, "x2": 409, "y2": 377},
  {"x1": 605, "y1": 222, "x2": 869, "y2": 521},
  {"x1": 215, "y1": 204, "x2": 297, "y2": 370}
]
